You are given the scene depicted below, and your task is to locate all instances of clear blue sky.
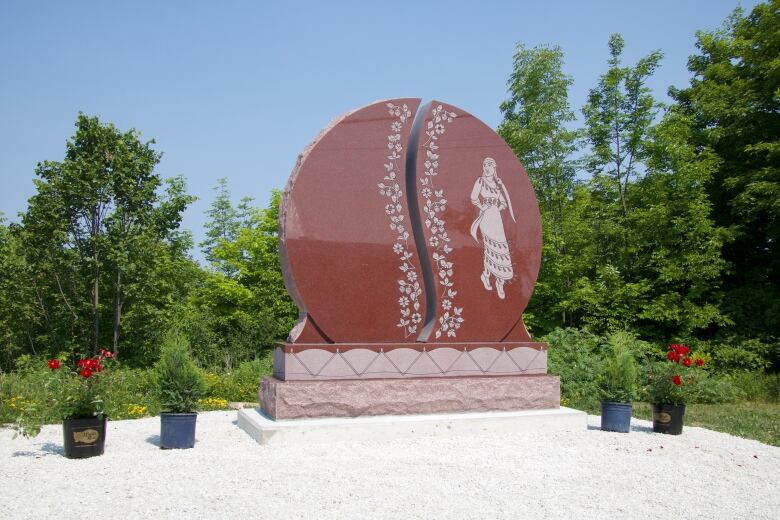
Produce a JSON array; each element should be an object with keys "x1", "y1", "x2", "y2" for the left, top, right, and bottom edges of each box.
[{"x1": 0, "y1": 0, "x2": 759, "y2": 261}]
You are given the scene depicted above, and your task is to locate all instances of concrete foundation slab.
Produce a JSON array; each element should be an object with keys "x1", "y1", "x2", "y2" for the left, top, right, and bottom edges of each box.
[{"x1": 237, "y1": 406, "x2": 587, "y2": 446}]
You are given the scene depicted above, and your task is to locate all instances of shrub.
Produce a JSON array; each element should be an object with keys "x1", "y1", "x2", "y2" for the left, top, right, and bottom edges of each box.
[
  {"x1": 597, "y1": 332, "x2": 639, "y2": 403},
  {"x1": 203, "y1": 353, "x2": 273, "y2": 402},
  {"x1": 103, "y1": 368, "x2": 160, "y2": 419},
  {"x1": 700, "y1": 337, "x2": 776, "y2": 373},
  {"x1": 727, "y1": 371, "x2": 780, "y2": 403},
  {"x1": 688, "y1": 374, "x2": 745, "y2": 404},
  {"x1": 197, "y1": 397, "x2": 229, "y2": 410},
  {"x1": 0, "y1": 366, "x2": 51, "y2": 426},
  {"x1": 544, "y1": 328, "x2": 602, "y2": 410},
  {"x1": 154, "y1": 332, "x2": 206, "y2": 413}
]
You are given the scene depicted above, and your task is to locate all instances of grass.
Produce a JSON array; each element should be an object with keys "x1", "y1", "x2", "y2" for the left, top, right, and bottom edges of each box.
[{"x1": 632, "y1": 401, "x2": 780, "y2": 447}]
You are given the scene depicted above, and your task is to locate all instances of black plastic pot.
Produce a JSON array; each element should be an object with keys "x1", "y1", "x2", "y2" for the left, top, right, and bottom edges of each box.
[
  {"x1": 160, "y1": 412, "x2": 197, "y2": 449},
  {"x1": 63, "y1": 416, "x2": 107, "y2": 459},
  {"x1": 600, "y1": 401, "x2": 632, "y2": 433},
  {"x1": 652, "y1": 403, "x2": 685, "y2": 435}
]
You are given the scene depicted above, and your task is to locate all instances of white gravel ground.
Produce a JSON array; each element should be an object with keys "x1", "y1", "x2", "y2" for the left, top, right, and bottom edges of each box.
[{"x1": 1, "y1": 410, "x2": 778, "y2": 519}]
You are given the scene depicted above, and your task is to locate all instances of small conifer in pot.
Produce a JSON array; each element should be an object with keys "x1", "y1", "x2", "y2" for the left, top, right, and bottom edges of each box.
[{"x1": 154, "y1": 331, "x2": 206, "y2": 449}]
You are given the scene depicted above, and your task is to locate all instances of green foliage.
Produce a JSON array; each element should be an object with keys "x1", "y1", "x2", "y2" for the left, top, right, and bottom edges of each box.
[
  {"x1": 583, "y1": 33, "x2": 662, "y2": 218},
  {"x1": 544, "y1": 328, "x2": 602, "y2": 409},
  {"x1": 3, "y1": 114, "x2": 196, "y2": 369},
  {"x1": 153, "y1": 332, "x2": 206, "y2": 413},
  {"x1": 9, "y1": 354, "x2": 116, "y2": 437},
  {"x1": 1, "y1": 362, "x2": 264, "y2": 427},
  {"x1": 184, "y1": 189, "x2": 297, "y2": 368},
  {"x1": 499, "y1": 32, "x2": 732, "y2": 343},
  {"x1": 597, "y1": 331, "x2": 639, "y2": 403},
  {"x1": 498, "y1": 43, "x2": 579, "y2": 333},
  {"x1": 102, "y1": 368, "x2": 160, "y2": 418},
  {"x1": 688, "y1": 374, "x2": 745, "y2": 404},
  {"x1": 671, "y1": 1, "x2": 780, "y2": 341},
  {"x1": 728, "y1": 372, "x2": 780, "y2": 402},
  {"x1": 702, "y1": 337, "x2": 776, "y2": 373},
  {"x1": 203, "y1": 355, "x2": 273, "y2": 402},
  {"x1": 200, "y1": 177, "x2": 254, "y2": 275}
]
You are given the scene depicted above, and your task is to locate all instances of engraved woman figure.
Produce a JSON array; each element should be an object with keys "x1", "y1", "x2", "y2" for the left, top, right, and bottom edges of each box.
[{"x1": 470, "y1": 157, "x2": 516, "y2": 299}]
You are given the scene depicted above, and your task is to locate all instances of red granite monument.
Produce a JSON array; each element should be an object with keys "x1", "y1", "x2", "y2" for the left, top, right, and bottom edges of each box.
[{"x1": 261, "y1": 98, "x2": 559, "y2": 419}]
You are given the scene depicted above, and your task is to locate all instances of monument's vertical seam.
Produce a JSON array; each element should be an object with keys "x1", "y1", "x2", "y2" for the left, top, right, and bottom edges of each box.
[
  {"x1": 404, "y1": 102, "x2": 438, "y2": 341},
  {"x1": 378, "y1": 102, "x2": 423, "y2": 339}
]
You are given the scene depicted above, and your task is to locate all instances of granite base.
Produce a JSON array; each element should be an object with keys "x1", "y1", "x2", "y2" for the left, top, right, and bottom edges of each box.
[
  {"x1": 273, "y1": 342, "x2": 548, "y2": 381},
  {"x1": 260, "y1": 374, "x2": 560, "y2": 420}
]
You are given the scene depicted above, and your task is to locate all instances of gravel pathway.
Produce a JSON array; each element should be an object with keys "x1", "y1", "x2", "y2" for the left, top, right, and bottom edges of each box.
[{"x1": 1, "y1": 411, "x2": 778, "y2": 519}]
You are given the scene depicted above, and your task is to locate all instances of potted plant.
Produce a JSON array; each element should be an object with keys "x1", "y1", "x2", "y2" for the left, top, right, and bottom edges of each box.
[
  {"x1": 648, "y1": 343, "x2": 705, "y2": 435},
  {"x1": 154, "y1": 334, "x2": 206, "y2": 449},
  {"x1": 13, "y1": 349, "x2": 116, "y2": 459},
  {"x1": 597, "y1": 339, "x2": 638, "y2": 433}
]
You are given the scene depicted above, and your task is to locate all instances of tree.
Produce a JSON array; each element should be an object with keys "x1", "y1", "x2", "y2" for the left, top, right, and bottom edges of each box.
[
  {"x1": 629, "y1": 111, "x2": 732, "y2": 338},
  {"x1": 0, "y1": 215, "x2": 38, "y2": 369},
  {"x1": 521, "y1": 33, "x2": 728, "y2": 341},
  {"x1": 20, "y1": 114, "x2": 195, "y2": 360},
  {"x1": 583, "y1": 33, "x2": 663, "y2": 220},
  {"x1": 185, "y1": 190, "x2": 296, "y2": 367},
  {"x1": 498, "y1": 43, "x2": 579, "y2": 331},
  {"x1": 549, "y1": 34, "x2": 663, "y2": 334},
  {"x1": 670, "y1": 1, "x2": 780, "y2": 339},
  {"x1": 200, "y1": 177, "x2": 253, "y2": 276}
]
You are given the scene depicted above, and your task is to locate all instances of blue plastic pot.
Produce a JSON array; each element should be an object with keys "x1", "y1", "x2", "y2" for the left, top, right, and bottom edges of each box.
[
  {"x1": 600, "y1": 401, "x2": 632, "y2": 433},
  {"x1": 160, "y1": 412, "x2": 197, "y2": 449}
]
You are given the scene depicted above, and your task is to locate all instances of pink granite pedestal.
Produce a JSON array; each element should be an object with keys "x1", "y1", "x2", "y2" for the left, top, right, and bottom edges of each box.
[{"x1": 260, "y1": 374, "x2": 560, "y2": 420}]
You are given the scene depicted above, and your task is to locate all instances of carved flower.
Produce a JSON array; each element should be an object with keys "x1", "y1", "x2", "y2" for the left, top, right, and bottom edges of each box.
[
  {"x1": 411, "y1": 313, "x2": 422, "y2": 324},
  {"x1": 393, "y1": 243, "x2": 404, "y2": 254},
  {"x1": 442, "y1": 299, "x2": 452, "y2": 310},
  {"x1": 406, "y1": 271, "x2": 417, "y2": 282},
  {"x1": 399, "y1": 296, "x2": 409, "y2": 307},
  {"x1": 421, "y1": 187, "x2": 432, "y2": 198},
  {"x1": 391, "y1": 121, "x2": 401, "y2": 132},
  {"x1": 429, "y1": 236, "x2": 439, "y2": 247},
  {"x1": 435, "y1": 123, "x2": 445, "y2": 135}
]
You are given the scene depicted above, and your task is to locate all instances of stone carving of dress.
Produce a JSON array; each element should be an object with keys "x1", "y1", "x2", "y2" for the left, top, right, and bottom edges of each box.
[{"x1": 470, "y1": 177, "x2": 513, "y2": 281}]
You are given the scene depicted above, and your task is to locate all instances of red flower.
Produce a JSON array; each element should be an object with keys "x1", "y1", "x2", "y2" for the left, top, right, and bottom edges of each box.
[
  {"x1": 99, "y1": 348, "x2": 114, "y2": 359},
  {"x1": 672, "y1": 375, "x2": 682, "y2": 386},
  {"x1": 683, "y1": 358, "x2": 692, "y2": 367},
  {"x1": 695, "y1": 358, "x2": 704, "y2": 367},
  {"x1": 670, "y1": 344, "x2": 690, "y2": 356},
  {"x1": 48, "y1": 359, "x2": 60, "y2": 370},
  {"x1": 80, "y1": 367, "x2": 93, "y2": 378}
]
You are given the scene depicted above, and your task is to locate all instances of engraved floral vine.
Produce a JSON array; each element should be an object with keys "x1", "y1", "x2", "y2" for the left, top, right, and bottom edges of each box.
[
  {"x1": 420, "y1": 104, "x2": 462, "y2": 339},
  {"x1": 378, "y1": 103, "x2": 422, "y2": 338}
]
